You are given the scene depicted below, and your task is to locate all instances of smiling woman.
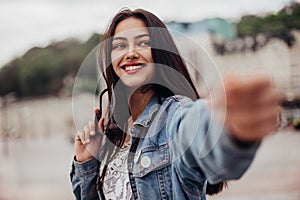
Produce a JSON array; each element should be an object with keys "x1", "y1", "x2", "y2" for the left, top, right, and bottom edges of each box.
[
  {"x1": 111, "y1": 17, "x2": 155, "y2": 88},
  {"x1": 70, "y1": 8, "x2": 282, "y2": 200}
]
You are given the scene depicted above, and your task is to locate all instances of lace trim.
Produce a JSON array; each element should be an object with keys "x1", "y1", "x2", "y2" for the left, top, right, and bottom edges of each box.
[{"x1": 102, "y1": 139, "x2": 133, "y2": 200}]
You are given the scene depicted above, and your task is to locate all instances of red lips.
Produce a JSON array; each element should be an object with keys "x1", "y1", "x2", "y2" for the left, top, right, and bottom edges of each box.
[{"x1": 121, "y1": 62, "x2": 144, "y2": 69}]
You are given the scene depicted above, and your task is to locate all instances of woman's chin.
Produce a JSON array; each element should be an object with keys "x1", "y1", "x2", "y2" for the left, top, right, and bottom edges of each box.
[{"x1": 121, "y1": 80, "x2": 145, "y2": 88}]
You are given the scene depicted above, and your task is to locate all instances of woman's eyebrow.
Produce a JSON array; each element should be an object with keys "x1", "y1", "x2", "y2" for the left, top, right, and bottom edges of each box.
[
  {"x1": 135, "y1": 33, "x2": 150, "y2": 39},
  {"x1": 112, "y1": 37, "x2": 126, "y2": 41},
  {"x1": 113, "y1": 33, "x2": 150, "y2": 41}
]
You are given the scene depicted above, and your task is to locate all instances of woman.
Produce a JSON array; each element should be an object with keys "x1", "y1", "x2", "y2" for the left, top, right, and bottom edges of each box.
[{"x1": 70, "y1": 8, "x2": 281, "y2": 200}]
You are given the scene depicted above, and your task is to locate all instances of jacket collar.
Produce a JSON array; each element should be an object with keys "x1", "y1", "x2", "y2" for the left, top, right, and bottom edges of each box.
[{"x1": 133, "y1": 95, "x2": 162, "y2": 128}]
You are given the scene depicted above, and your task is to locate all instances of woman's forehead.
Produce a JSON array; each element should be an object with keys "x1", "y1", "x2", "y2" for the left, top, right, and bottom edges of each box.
[{"x1": 114, "y1": 17, "x2": 149, "y2": 36}]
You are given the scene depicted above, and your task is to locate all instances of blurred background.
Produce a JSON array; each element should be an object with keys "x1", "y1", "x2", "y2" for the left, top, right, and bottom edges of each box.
[{"x1": 0, "y1": 0, "x2": 300, "y2": 199}]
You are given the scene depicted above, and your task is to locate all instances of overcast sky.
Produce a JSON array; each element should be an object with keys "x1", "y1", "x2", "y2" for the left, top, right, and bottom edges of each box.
[{"x1": 0, "y1": 0, "x2": 297, "y2": 67}]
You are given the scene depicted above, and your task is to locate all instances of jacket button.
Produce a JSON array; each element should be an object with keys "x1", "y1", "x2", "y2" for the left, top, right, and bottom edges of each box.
[{"x1": 141, "y1": 156, "x2": 151, "y2": 168}]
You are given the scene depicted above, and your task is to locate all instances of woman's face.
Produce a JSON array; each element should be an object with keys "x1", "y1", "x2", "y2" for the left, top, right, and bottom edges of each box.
[{"x1": 111, "y1": 17, "x2": 155, "y2": 88}]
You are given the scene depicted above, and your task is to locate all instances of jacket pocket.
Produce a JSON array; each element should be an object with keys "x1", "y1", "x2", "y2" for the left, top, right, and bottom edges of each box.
[{"x1": 132, "y1": 143, "x2": 170, "y2": 178}]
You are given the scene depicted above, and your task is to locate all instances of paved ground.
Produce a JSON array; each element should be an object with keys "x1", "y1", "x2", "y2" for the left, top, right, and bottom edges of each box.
[
  {"x1": 0, "y1": 129, "x2": 299, "y2": 200},
  {"x1": 0, "y1": 134, "x2": 75, "y2": 200},
  {"x1": 208, "y1": 130, "x2": 300, "y2": 200}
]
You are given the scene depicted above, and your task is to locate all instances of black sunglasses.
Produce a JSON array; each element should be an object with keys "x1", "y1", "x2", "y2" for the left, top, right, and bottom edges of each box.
[
  {"x1": 94, "y1": 88, "x2": 108, "y2": 135},
  {"x1": 94, "y1": 88, "x2": 126, "y2": 140}
]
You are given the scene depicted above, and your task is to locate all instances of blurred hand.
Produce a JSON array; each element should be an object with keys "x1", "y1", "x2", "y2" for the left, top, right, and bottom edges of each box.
[
  {"x1": 214, "y1": 74, "x2": 282, "y2": 142},
  {"x1": 75, "y1": 108, "x2": 105, "y2": 162}
]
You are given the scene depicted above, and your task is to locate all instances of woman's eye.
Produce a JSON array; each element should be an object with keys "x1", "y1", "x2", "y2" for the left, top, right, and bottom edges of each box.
[
  {"x1": 139, "y1": 40, "x2": 151, "y2": 47},
  {"x1": 112, "y1": 43, "x2": 126, "y2": 50}
]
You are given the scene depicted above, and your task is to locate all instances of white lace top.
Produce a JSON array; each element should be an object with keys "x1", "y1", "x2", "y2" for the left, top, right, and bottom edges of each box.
[{"x1": 102, "y1": 139, "x2": 133, "y2": 200}]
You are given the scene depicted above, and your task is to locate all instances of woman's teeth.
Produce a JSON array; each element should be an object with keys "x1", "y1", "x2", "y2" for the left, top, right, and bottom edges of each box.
[{"x1": 125, "y1": 65, "x2": 144, "y2": 71}]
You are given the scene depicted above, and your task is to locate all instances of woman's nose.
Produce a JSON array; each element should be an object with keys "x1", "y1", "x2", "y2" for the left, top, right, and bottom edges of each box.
[{"x1": 126, "y1": 46, "x2": 139, "y2": 59}]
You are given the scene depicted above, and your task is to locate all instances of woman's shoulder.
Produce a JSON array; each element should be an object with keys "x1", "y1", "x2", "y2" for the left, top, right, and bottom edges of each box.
[
  {"x1": 164, "y1": 95, "x2": 193, "y2": 105},
  {"x1": 164, "y1": 95, "x2": 207, "y2": 106},
  {"x1": 161, "y1": 95, "x2": 208, "y2": 113}
]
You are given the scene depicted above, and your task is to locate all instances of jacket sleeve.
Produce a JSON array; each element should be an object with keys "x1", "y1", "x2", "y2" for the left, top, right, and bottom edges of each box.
[
  {"x1": 70, "y1": 156, "x2": 100, "y2": 200},
  {"x1": 167, "y1": 99, "x2": 260, "y2": 184}
]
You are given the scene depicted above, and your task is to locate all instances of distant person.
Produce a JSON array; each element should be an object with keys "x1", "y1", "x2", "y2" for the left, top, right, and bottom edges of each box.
[{"x1": 70, "y1": 8, "x2": 282, "y2": 199}]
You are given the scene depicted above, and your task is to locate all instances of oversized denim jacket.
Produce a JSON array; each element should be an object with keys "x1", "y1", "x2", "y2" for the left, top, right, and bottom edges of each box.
[{"x1": 70, "y1": 95, "x2": 260, "y2": 200}]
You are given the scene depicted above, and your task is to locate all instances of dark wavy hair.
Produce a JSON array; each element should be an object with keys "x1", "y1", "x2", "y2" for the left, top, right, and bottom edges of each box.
[{"x1": 96, "y1": 8, "x2": 226, "y2": 197}]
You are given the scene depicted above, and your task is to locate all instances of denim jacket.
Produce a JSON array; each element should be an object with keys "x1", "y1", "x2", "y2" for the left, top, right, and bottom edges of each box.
[{"x1": 70, "y1": 95, "x2": 260, "y2": 200}]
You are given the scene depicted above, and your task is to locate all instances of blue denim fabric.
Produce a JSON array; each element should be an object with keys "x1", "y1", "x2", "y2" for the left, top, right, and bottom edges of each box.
[
  {"x1": 70, "y1": 95, "x2": 260, "y2": 200},
  {"x1": 71, "y1": 156, "x2": 100, "y2": 200}
]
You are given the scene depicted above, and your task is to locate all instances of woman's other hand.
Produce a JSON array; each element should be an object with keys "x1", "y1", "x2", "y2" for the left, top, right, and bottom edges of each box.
[
  {"x1": 215, "y1": 74, "x2": 283, "y2": 142},
  {"x1": 75, "y1": 108, "x2": 105, "y2": 162}
]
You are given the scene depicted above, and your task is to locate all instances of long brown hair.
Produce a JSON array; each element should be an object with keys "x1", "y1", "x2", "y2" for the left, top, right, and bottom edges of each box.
[{"x1": 96, "y1": 8, "x2": 225, "y2": 196}]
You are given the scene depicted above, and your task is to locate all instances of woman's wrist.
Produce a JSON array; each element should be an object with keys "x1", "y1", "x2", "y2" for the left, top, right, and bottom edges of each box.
[
  {"x1": 228, "y1": 133, "x2": 259, "y2": 149},
  {"x1": 75, "y1": 154, "x2": 94, "y2": 163},
  {"x1": 227, "y1": 123, "x2": 260, "y2": 145}
]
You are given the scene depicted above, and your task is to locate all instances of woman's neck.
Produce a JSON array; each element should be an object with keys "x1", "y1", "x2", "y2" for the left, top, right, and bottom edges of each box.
[{"x1": 127, "y1": 86, "x2": 154, "y2": 122}]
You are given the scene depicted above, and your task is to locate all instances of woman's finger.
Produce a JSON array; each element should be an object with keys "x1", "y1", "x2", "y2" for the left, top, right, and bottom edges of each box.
[
  {"x1": 98, "y1": 118, "x2": 105, "y2": 133},
  {"x1": 83, "y1": 125, "x2": 90, "y2": 144},
  {"x1": 88, "y1": 120, "x2": 96, "y2": 136},
  {"x1": 94, "y1": 108, "x2": 105, "y2": 135},
  {"x1": 224, "y1": 75, "x2": 274, "y2": 108},
  {"x1": 76, "y1": 130, "x2": 85, "y2": 144},
  {"x1": 75, "y1": 131, "x2": 83, "y2": 143},
  {"x1": 94, "y1": 107, "x2": 101, "y2": 120}
]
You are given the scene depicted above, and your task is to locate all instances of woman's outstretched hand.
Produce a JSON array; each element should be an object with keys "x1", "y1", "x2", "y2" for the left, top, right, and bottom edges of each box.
[
  {"x1": 214, "y1": 74, "x2": 283, "y2": 142},
  {"x1": 75, "y1": 108, "x2": 105, "y2": 162}
]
